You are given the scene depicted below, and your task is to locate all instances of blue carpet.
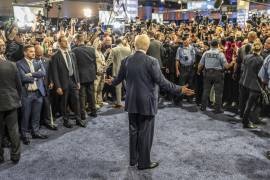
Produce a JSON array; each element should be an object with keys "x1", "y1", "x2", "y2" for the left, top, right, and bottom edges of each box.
[{"x1": 1, "y1": 104, "x2": 270, "y2": 180}]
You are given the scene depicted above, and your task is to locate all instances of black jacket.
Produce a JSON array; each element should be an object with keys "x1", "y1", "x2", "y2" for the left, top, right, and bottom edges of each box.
[
  {"x1": 0, "y1": 60, "x2": 22, "y2": 111},
  {"x1": 51, "y1": 50, "x2": 80, "y2": 90},
  {"x1": 239, "y1": 53, "x2": 264, "y2": 92},
  {"x1": 72, "y1": 45, "x2": 97, "y2": 83}
]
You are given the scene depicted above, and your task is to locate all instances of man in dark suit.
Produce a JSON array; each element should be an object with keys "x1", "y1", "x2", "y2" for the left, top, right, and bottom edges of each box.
[
  {"x1": 239, "y1": 41, "x2": 264, "y2": 129},
  {"x1": 51, "y1": 35, "x2": 85, "y2": 128},
  {"x1": 147, "y1": 31, "x2": 164, "y2": 68},
  {"x1": 72, "y1": 34, "x2": 97, "y2": 119},
  {"x1": 17, "y1": 45, "x2": 48, "y2": 145},
  {"x1": 0, "y1": 39, "x2": 21, "y2": 164},
  {"x1": 106, "y1": 34, "x2": 194, "y2": 170}
]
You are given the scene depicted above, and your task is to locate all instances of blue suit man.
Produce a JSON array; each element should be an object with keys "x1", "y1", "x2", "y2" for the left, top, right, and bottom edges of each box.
[
  {"x1": 16, "y1": 45, "x2": 47, "y2": 145},
  {"x1": 106, "y1": 34, "x2": 194, "y2": 170}
]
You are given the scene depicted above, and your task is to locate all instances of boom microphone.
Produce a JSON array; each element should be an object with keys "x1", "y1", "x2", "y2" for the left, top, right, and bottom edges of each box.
[{"x1": 214, "y1": 0, "x2": 223, "y2": 9}]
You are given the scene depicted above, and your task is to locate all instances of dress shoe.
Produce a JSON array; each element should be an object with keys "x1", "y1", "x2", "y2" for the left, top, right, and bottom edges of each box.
[
  {"x1": 63, "y1": 120, "x2": 73, "y2": 128},
  {"x1": 32, "y1": 133, "x2": 48, "y2": 139},
  {"x1": 21, "y1": 136, "x2": 30, "y2": 145},
  {"x1": 76, "y1": 120, "x2": 87, "y2": 128},
  {"x1": 200, "y1": 106, "x2": 206, "y2": 111},
  {"x1": 11, "y1": 158, "x2": 20, "y2": 164},
  {"x1": 266, "y1": 151, "x2": 270, "y2": 160},
  {"x1": 89, "y1": 112, "x2": 97, "y2": 118},
  {"x1": 130, "y1": 163, "x2": 137, "y2": 167},
  {"x1": 243, "y1": 122, "x2": 257, "y2": 129},
  {"x1": 113, "y1": 104, "x2": 124, "y2": 109},
  {"x1": 0, "y1": 157, "x2": 4, "y2": 164},
  {"x1": 138, "y1": 162, "x2": 159, "y2": 170},
  {"x1": 214, "y1": 109, "x2": 224, "y2": 114}
]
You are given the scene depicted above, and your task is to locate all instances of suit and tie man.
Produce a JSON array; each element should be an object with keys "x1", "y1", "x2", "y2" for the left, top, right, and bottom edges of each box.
[
  {"x1": 35, "y1": 45, "x2": 57, "y2": 130},
  {"x1": 17, "y1": 45, "x2": 48, "y2": 145},
  {"x1": 72, "y1": 34, "x2": 97, "y2": 119},
  {"x1": 106, "y1": 34, "x2": 194, "y2": 170},
  {"x1": 107, "y1": 38, "x2": 131, "y2": 108},
  {"x1": 51, "y1": 35, "x2": 85, "y2": 128},
  {"x1": 0, "y1": 38, "x2": 21, "y2": 164}
]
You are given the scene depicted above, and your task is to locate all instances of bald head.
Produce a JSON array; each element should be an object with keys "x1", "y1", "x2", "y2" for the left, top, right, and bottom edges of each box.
[
  {"x1": 248, "y1": 31, "x2": 257, "y2": 43},
  {"x1": 35, "y1": 45, "x2": 44, "y2": 59},
  {"x1": 135, "y1": 34, "x2": 150, "y2": 52}
]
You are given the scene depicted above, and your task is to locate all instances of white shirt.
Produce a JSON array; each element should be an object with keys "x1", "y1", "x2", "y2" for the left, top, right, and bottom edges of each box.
[
  {"x1": 60, "y1": 48, "x2": 72, "y2": 69},
  {"x1": 25, "y1": 58, "x2": 38, "y2": 91}
]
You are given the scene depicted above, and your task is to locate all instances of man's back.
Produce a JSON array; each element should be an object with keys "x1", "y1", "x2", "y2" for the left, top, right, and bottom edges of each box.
[
  {"x1": 240, "y1": 54, "x2": 264, "y2": 91},
  {"x1": 72, "y1": 45, "x2": 96, "y2": 83},
  {"x1": 0, "y1": 60, "x2": 21, "y2": 111},
  {"x1": 114, "y1": 51, "x2": 179, "y2": 116},
  {"x1": 147, "y1": 39, "x2": 162, "y2": 67}
]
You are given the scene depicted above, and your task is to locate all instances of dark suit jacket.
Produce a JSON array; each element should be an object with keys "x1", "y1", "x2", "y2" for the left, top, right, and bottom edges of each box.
[
  {"x1": 147, "y1": 39, "x2": 164, "y2": 68},
  {"x1": 0, "y1": 60, "x2": 22, "y2": 111},
  {"x1": 239, "y1": 54, "x2": 264, "y2": 92},
  {"x1": 51, "y1": 50, "x2": 80, "y2": 90},
  {"x1": 17, "y1": 58, "x2": 46, "y2": 97},
  {"x1": 112, "y1": 51, "x2": 181, "y2": 116},
  {"x1": 72, "y1": 45, "x2": 97, "y2": 83}
]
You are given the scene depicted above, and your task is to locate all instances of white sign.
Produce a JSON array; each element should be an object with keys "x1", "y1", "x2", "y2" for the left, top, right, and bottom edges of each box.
[{"x1": 114, "y1": 0, "x2": 138, "y2": 20}]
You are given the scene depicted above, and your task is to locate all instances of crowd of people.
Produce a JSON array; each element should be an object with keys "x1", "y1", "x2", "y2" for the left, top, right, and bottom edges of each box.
[{"x1": 0, "y1": 14, "x2": 270, "y2": 165}]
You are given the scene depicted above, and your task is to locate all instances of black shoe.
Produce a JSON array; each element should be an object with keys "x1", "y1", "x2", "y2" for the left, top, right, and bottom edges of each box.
[
  {"x1": 138, "y1": 162, "x2": 159, "y2": 170},
  {"x1": 63, "y1": 120, "x2": 73, "y2": 128},
  {"x1": 130, "y1": 163, "x2": 137, "y2": 167},
  {"x1": 44, "y1": 123, "x2": 58, "y2": 131},
  {"x1": 11, "y1": 158, "x2": 20, "y2": 164},
  {"x1": 243, "y1": 122, "x2": 257, "y2": 129},
  {"x1": 21, "y1": 136, "x2": 30, "y2": 145},
  {"x1": 89, "y1": 112, "x2": 97, "y2": 118},
  {"x1": 32, "y1": 133, "x2": 48, "y2": 139},
  {"x1": 76, "y1": 120, "x2": 87, "y2": 128},
  {"x1": 0, "y1": 157, "x2": 4, "y2": 164},
  {"x1": 200, "y1": 106, "x2": 206, "y2": 111},
  {"x1": 214, "y1": 109, "x2": 224, "y2": 114},
  {"x1": 266, "y1": 151, "x2": 270, "y2": 160}
]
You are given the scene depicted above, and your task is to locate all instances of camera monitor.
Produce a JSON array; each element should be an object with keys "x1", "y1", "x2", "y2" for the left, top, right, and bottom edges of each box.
[{"x1": 13, "y1": 5, "x2": 44, "y2": 28}]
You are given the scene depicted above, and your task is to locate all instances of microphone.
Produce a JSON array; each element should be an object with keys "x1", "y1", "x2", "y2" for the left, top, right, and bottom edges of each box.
[{"x1": 214, "y1": 0, "x2": 223, "y2": 9}]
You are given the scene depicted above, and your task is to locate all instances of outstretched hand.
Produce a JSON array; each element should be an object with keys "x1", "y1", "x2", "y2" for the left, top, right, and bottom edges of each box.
[
  {"x1": 181, "y1": 85, "x2": 195, "y2": 96},
  {"x1": 105, "y1": 76, "x2": 113, "y2": 85}
]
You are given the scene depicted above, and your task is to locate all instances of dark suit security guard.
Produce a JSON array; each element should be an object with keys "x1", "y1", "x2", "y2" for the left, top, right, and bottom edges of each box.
[
  {"x1": 198, "y1": 39, "x2": 234, "y2": 113},
  {"x1": 0, "y1": 39, "x2": 21, "y2": 164},
  {"x1": 106, "y1": 34, "x2": 194, "y2": 170},
  {"x1": 51, "y1": 35, "x2": 85, "y2": 128},
  {"x1": 72, "y1": 34, "x2": 97, "y2": 119},
  {"x1": 239, "y1": 41, "x2": 264, "y2": 129}
]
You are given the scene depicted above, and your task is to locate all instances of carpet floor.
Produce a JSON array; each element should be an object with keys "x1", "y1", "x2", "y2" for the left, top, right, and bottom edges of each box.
[{"x1": 1, "y1": 103, "x2": 270, "y2": 180}]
